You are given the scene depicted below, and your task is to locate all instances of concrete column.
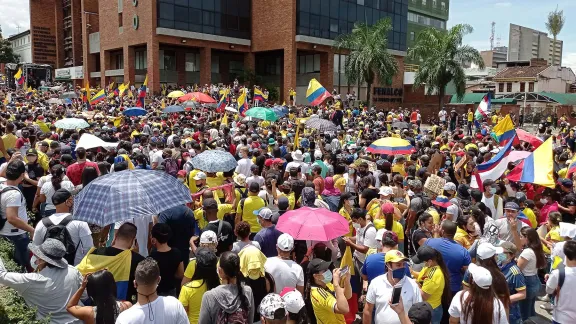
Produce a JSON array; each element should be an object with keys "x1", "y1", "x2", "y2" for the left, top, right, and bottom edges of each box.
[
  {"x1": 319, "y1": 50, "x2": 334, "y2": 92},
  {"x1": 282, "y1": 47, "x2": 297, "y2": 103},
  {"x1": 199, "y1": 47, "x2": 212, "y2": 85},
  {"x1": 123, "y1": 45, "x2": 135, "y2": 84},
  {"x1": 146, "y1": 41, "x2": 160, "y2": 94},
  {"x1": 176, "y1": 48, "x2": 186, "y2": 86},
  {"x1": 100, "y1": 50, "x2": 111, "y2": 89}
]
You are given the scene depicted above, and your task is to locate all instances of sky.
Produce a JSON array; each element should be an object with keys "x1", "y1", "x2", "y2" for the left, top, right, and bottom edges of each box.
[{"x1": 0, "y1": 0, "x2": 574, "y2": 70}]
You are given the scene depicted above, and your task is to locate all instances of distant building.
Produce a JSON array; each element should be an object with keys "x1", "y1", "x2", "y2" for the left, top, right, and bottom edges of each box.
[
  {"x1": 508, "y1": 24, "x2": 562, "y2": 66},
  {"x1": 8, "y1": 30, "x2": 32, "y2": 64},
  {"x1": 481, "y1": 46, "x2": 507, "y2": 68},
  {"x1": 406, "y1": 0, "x2": 449, "y2": 66},
  {"x1": 493, "y1": 59, "x2": 575, "y2": 95}
]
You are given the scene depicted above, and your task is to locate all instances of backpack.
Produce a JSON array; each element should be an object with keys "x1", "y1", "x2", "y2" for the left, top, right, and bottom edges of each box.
[
  {"x1": 42, "y1": 214, "x2": 78, "y2": 265},
  {"x1": 216, "y1": 307, "x2": 249, "y2": 324},
  {"x1": 414, "y1": 192, "x2": 431, "y2": 211},
  {"x1": 236, "y1": 187, "x2": 248, "y2": 200},
  {"x1": 162, "y1": 158, "x2": 179, "y2": 177},
  {"x1": 0, "y1": 187, "x2": 22, "y2": 230}
]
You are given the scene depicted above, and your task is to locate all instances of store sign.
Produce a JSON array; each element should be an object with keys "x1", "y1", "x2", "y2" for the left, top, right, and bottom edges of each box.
[
  {"x1": 373, "y1": 87, "x2": 403, "y2": 103},
  {"x1": 71, "y1": 66, "x2": 83, "y2": 79},
  {"x1": 55, "y1": 68, "x2": 71, "y2": 80},
  {"x1": 55, "y1": 66, "x2": 84, "y2": 80}
]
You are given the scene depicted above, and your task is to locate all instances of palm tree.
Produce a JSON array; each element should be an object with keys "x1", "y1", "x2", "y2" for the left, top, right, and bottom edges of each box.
[
  {"x1": 546, "y1": 7, "x2": 565, "y2": 66},
  {"x1": 334, "y1": 18, "x2": 399, "y2": 107},
  {"x1": 408, "y1": 24, "x2": 484, "y2": 109}
]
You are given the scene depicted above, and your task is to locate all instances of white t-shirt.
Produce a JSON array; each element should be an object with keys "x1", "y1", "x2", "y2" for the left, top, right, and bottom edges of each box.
[
  {"x1": 355, "y1": 222, "x2": 377, "y2": 262},
  {"x1": 40, "y1": 180, "x2": 75, "y2": 211},
  {"x1": 115, "y1": 296, "x2": 189, "y2": 324},
  {"x1": 0, "y1": 185, "x2": 28, "y2": 236},
  {"x1": 519, "y1": 248, "x2": 539, "y2": 276},
  {"x1": 481, "y1": 194, "x2": 503, "y2": 219},
  {"x1": 32, "y1": 213, "x2": 93, "y2": 265},
  {"x1": 126, "y1": 216, "x2": 153, "y2": 257},
  {"x1": 448, "y1": 290, "x2": 508, "y2": 324},
  {"x1": 264, "y1": 257, "x2": 305, "y2": 294},
  {"x1": 439, "y1": 110, "x2": 447, "y2": 121},
  {"x1": 151, "y1": 150, "x2": 164, "y2": 167},
  {"x1": 246, "y1": 175, "x2": 264, "y2": 187},
  {"x1": 546, "y1": 266, "x2": 576, "y2": 324},
  {"x1": 366, "y1": 275, "x2": 422, "y2": 324},
  {"x1": 37, "y1": 174, "x2": 70, "y2": 189},
  {"x1": 235, "y1": 158, "x2": 253, "y2": 177},
  {"x1": 286, "y1": 161, "x2": 309, "y2": 177}
]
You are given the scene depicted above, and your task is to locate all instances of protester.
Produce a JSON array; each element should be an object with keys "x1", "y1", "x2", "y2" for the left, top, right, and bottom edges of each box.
[
  {"x1": 265, "y1": 233, "x2": 305, "y2": 294},
  {"x1": 149, "y1": 223, "x2": 184, "y2": 296},
  {"x1": 517, "y1": 227, "x2": 547, "y2": 320},
  {"x1": 306, "y1": 259, "x2": 351, "y2": 323}
]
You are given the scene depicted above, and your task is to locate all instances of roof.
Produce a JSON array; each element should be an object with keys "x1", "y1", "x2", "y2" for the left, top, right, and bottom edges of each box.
[
  {"x1": 450, "y1": 92, "x2": 516, "y2": 104},
  {"x1": 537, "y1": 92, "x2": 576, "y2": 105},
  {"x1": 7, "y1": 30, "x2": 30, "y2": 41},
  {"x1": 493, "y1": 66, "x2": 549, "y2": 80}
]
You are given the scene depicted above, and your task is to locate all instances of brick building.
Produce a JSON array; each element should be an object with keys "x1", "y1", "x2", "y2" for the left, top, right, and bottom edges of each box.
[{"x1": 30, "y1": 0, "x2": 409, "y2": 107}]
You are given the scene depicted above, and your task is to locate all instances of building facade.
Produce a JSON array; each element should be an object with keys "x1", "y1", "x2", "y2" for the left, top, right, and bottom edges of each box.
[
  {"x1": 480, "y1": 46, "x2": 507, "y2": 68},
  {"x1": 406, "y1": 0, "x2": 449, "y2": 65},
  {"x1": 508, "y1": 24, "x2": 563, "y2": 66},
  {"x1": 493, "y1": 59, "x2": 575, "y2": 95},
  {"x1": 7, "y1": 30, "x2": 32, "y2": 64}
]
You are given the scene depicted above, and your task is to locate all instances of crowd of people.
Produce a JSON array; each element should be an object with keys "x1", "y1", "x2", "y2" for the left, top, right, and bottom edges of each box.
[{"x1": 0, "y1": 80, "x2": 574, "y2": 324}]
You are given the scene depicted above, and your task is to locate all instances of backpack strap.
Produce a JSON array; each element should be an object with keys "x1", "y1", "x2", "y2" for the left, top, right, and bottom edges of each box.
[
  {"x1": 362, "y1": 223, "x2": 375, "y2": 241},
  {"x1": 217, "y1": 219, "x2": 223, "y2": 238},
  {"x1": 41, "y1": 217, "x2": 54, "y2": 228},
  {"x1": 59, "y1": 214, "x2": 74, "y2": 227}
]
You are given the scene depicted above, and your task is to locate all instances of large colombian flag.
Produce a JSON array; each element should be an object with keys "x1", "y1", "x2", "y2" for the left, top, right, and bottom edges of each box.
[
  {"x1": 492, "y1": 114, "x2": 518, "y2": 146},
  {"x1": 14, "y1": 68, "x2": 24, "y2": 85},
  {"x1": 470, "y1": 134, "x2": 516, "y2": 190},
  {"x1": 77, "y1": 248, "x2": 132, "y2": 300},
  {"x1": 507, "y1": 136, "x2": 555, "y2": 188},
  {"x1": 306, "y1": 78, "x2": 331, "y2": 106},
  {"x1": 253, "y1": 87, "x2": 265, "y2": 103},
  {"x1": 90, "y1": 89, "x2": 106, "y2": 105}
]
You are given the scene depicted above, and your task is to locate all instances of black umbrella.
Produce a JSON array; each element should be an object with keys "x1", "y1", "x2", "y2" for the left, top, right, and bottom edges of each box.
[{"x1": 305, "y1": 117, "x2": 339, "y2": 133}]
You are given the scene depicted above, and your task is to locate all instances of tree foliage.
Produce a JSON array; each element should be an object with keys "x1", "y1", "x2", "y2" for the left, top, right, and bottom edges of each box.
[
  {"x1": 0, "y1": 26, "x2": 20, "y2": 64},
  {"x1": 545, "y1": 7, "x2": 565, "y2": 65}
]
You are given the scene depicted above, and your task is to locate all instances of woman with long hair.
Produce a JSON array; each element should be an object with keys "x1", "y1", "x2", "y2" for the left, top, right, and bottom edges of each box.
[
  {"x1": 198, "y1": 251, "x2": 255, "y2": 324},
  {"x1": 32, "y1": 164, "x2": 74, "y2": 218},
  {"x1": 517, "y1": 227, "x2": 546, "y2": 320},
  {"x1": 374, "y1": 202, "x2": 404, "y2": 251},
  {"x1": 66, "y1": 270, "x2": 132, "y2": 324},
  {"x1": 179, "y1": 247, "x2": 219, "y2": 323},
  {"x1": 454, "y1": 214, "x2": 475, "y2": 249},
  {"x1": 304, "y1": 259, "x2": 351, "y2": 324},
  {"x1": 449, "y1": 264, "x2": 508, "y2": 324},
  {"x1": 337, "y1": 192, "x2": 355, "y2": 237},
  {"x1": 412, "y1": 246, "x2": 451, "y2": 324}
]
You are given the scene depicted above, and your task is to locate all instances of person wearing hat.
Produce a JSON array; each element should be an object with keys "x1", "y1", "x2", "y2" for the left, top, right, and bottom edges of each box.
[
  {"x1": 496, "y1": 241, "x2": 526, "y2": 324},
  {"x1": 557, "y1": 178, "x2": 576, "y2": 224},
  {"x1": 280, "y1": 288, "x2": 308, "y2": 324},
  {"x1": 285, "y1": 150, "x2": 309, "y2": 180},
  {"x1": 21, "y1": 148, "x2": 45, "y2": 215},
  {"x1": 192, "y1": 171, "x2": 208, "y2": 193},
  {"x1": 32, "y1": 188, "x2": 92, "y2": 266},
  {"x1": 448, "y1": 263, "x2": 508, "y2": 324},
  {"x1": 306, "y1": 258, "x2": 351, "y2": 324},
  {"x1": 493, "y1": 201, "x2": 529, "y2": 248},
  {"x1": 363, "y1": 250, "x2": 422, "y2": 324},
  {"x1": 265, "y1": 233, "x2": 304, "y2": 294},
  {"x1": 0, "y1": 238, "x2": 84, "y2": 323},
  {"x1": 253, "y1": 207, "x2": 283, "y2": 258},
  {"x1": 236, "y1": 182, "x2": 266, "y2": 235},
  {"x1": 199, "y1": 198, "x2": 234, "y2": 256},
  {"x1": 259, "y1": 293, "x2": 287, "y2": 323}
]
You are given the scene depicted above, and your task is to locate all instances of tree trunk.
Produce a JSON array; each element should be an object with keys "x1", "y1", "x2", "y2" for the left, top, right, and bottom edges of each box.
[
  {"x1": 438, "y1": 86, "x2": 445, "y2": 111},
  {"x1": 367, "y1": 81, "x2": 372, "y2": 108}
]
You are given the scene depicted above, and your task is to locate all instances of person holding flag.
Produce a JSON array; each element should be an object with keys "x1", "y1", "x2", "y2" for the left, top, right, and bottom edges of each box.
[{"x1": 136, "y1": 75, "x2": 148, "y2": 108}]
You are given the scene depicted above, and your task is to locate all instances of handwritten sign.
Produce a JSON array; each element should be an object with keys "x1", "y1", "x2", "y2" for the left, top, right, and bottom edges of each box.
[{"x1": 424, "y1": 174, "x2": 446, "y2": 197}]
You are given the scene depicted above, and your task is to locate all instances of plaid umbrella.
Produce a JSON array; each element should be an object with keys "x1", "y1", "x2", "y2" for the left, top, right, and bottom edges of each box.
[
  {"x1": 54, "y1": 118, "x2": 90, "y2": 129},
  {"x1": 191, "y1": 150, "x2": 237, "y2": 172},
  {"x1": 73, "y1": 170, "x2": 192, "y2": 226},
  {"x1": 305, "y1": 117, "x2": 338, "y2": 132}
]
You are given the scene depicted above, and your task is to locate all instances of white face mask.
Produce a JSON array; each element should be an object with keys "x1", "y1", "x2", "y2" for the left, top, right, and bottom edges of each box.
[
  {"x1": 540, "y1": 198, "x2": 548, "y2": 204},
  {"x1": 353, "y1": 223, "x2": 361, "y2": 230}
]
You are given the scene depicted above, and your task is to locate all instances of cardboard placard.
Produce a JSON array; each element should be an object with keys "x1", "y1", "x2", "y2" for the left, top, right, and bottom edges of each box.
[
  {"x1": 353, "y1": 158, "x2": 377, "y2": 172},
  {"x1": 424, "y1": 174, "x2": 446, "y2": 197},
  {"x1": 428, "y1": 152, "x2": 444, "y2": 174},
  {"x1": 454, "y1": 155, "x2": 469, "y2": 172}
]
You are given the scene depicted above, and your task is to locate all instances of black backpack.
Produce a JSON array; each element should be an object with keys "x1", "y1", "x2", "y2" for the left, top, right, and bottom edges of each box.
[
  {"x1": 0, "y1": 187, "x2": 22, "y2": 230},
  {"x1": 42, "y1": 214, "x2": 79, "y2": 265}
]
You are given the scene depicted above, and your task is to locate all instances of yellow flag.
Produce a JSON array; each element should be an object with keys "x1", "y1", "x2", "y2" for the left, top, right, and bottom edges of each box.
[
  {"x1": 294, "y1": 122, "x2": 301, "y2": 149},
  {"x1": 221, "y1": 113, "x2": 228, "y2": 126},
  {"x1": 161, "y1": 99, "x2": 166, "y2": 109}
]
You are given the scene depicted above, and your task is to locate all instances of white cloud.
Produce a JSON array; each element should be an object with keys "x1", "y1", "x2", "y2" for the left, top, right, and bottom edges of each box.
[
  {"x1": 494, "y1": 2, "x2": 512, "y2": 7},
  {"x1": 0, "y1": 0, "x2": 30, "y2": 37},
  {"x1": 563, "y1": 52, "x2": 576, "y2": 72}
]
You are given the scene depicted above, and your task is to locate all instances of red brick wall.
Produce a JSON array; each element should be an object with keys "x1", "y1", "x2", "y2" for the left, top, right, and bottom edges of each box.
[
  {"x1": 72, "y1": 0, "x2": 84, "y2": 66},
  {"x1": 29, "y1": 0, "x2": 58, "y2": 67}
]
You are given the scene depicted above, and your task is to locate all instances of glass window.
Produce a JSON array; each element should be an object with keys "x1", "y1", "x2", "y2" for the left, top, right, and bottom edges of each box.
[
  {"x1": 175, "y1": 6, "x2": 188, "y2": 22},
  {"x1": 320, "y1": 0, "x2": 330, "y2": 15},
  {"x1": 299, "y1": 57, "x2": 306, "y2": 74},
  {"x1": 226, "y1": 15, "x2": 239, "y2": 29},
  {"x1": 190, "y1": 0, "x2": 201, "y2": 8},
  {"x1": 506, "y1": 83, "x2": 512, "y2": 92},
  {"x1": 498, "y1": 83, "x2": 504, "y2": 92},
  {"x1": 432, "y1": 0, "x2": 436, "y2": 7},
  {"x1": 348, "y1": 3, "x2": 356, "y2": 22},
  {"x1": 163, "y1": 51, "x2": 176, "y2": 71},
  {"x1": 520, "y1": 82, "x2": 525, "y2": 92},
  {"x1": 339, "y1": 0, "x2": 347, "y2": 20},
  {"x1": 422, "y1": 0, "x2": 426, "y2": 5},
  {"x1": 313, "y1": 54, "x2": 320, "y2": 71},
  {"x1": 211, "y1": 55, "x2": 219, "y2": 73},
  {"x1": 357, "y1": 0, "x2": 364, "y2": 5},
  {"x1": 305, "y1": 55, "x2": 314, "y2": 73},
  {"x1": 159, "y1": 3, "x2": 174, "y2": 20},
  {"x1": 225, "y1": 0, "x2": 238, "y2": 14},
  {"x1": 330, "y1": 18, "x2": 339, "y2": 32},
  {"x1": 356, "y1": 5, "x2": 364, "y2": 21},
  {"x1": 441, "y1": 2, "x2": 445, "y2": 10},
  {"x1": 185, "y1": 52, "x2": 200, "y2": 72},
  {"x1": 320, "y1": 15, "x2": 329, "y2": 31},
  {"x1": 410, "y1": 31, "x2": 415, "y2": 40},
  {"x1": 388, "y1": 1, "x2": 394, "y2": 12},
  {"x1": 300, "y1": 12, "x2": 310, "y2": 27},
  {"x1": 159, "y1": 19, "x2": 174, "y2": 28},
  {"x1": 300, "y1": 0, "x2": 310, "y2": 12},
  {"x1": 203, "y1": 11, "x2": 215, "y2": 26},
  {"x1": 203, "y1": 0, "x2": 214, "y2": 10},
  {"x1": 330, "y1": 0, "x2": 339, "y2": 17},
  {"x1": 135, "y1": 51, "x2": 147, "y2": 69},
  {"x1": 190, "y1": 9, "x2": 201, "y2": 23},
  {"x1": 239, "y1": 17, "x2": 249, "y2": 31},
  {"x1": 529, "y1": 82, "x2": 534, "y2": 92},
  {"x1": 238, "y1": 0, "x2": 250, "y2": 17},
  {"x1": 174, "y1": 0, "x2": 187, "y2": 5},
  {"x1": 310, "y1": 0, "x2": 320, "y2": 14},
  {"x1": 310, "y1": 14, "x2": 320, "y2": 30}
]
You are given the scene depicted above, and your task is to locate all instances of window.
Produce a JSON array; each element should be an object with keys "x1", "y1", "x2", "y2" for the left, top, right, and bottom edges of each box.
[
  {"x1": 432, "y1": 0, "x2": 437, "y2": 7},
  {"x1": 410, "y1": 31, "x2": 415, "y2": 41},
  {"x1": 499, "y1": 83, "x2": 504, "y2": 92},
  {"x1": 441, "y1": 1, "x2": 445, "y2": 10},
  {"x1": 118, "y1": 13, "x2": 123, "y2": 27},
  {"x1": 135, "y1": 51, "x2": 147, "y2": 69},
  {"x1": 114, "y1": 54, "x2": 124, "y2": 69},
  {"x1": 297, "y1": 54, "x2": 321, "y2": 73},
  {"x1": 506, "y1": 82, "x2": 512, "y2": 92},
  {"x1": 529, "y1": 82, "x2": 534, "y2": 92},
  {"x1": 520, "y1": 82, "x2": 525, "y2": 92},
  {"x1": 160, "y1": 50, "x2": 176, "y2": 71},
  {"x1": 422, "y1": 0, "x2": 426, "y2": 5}
]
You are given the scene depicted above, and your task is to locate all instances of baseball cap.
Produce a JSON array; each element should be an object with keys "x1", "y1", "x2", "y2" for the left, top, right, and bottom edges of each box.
[
  {"x1": 504, "y1": 202, "x2": 520, "y2": 211},
  {"x1": 476, "y1": 242, "x2": 504, "y2": 260},
  {"x1": 249, "y1": 182, "x2": 260, "y2": 193},
  {"x1": 254, "y1": 207, "x2": 273, "y2": 220},
  {"x1": 259, "y1": 293, "x2": 286, "y2": 320},
  {"x1": 381, "y1": 202, "x2": 395, "y2": 214},
  {"x1": 379, "y1": 230, "x2": 399, "y2": 246},
  {"x1": 26, "y1": 148, "x2": 38, "y2": 156},
  {"x1": 277, "y1": 233, "x2": 294, "y2": 251},
  {"x1": 411, "y1": 246, "x2": 438, "y2": 264},
  {"x1": 193, "y1": 172, "x2": 207, "y2": 180},
  {"x1": 378, "y1": 186, "x2": 393, "y2": 196},
  {"x1": 432, "y1": 195, "x2": 451, "y2": 208},
  {"x1": 499, "y1": 241, "x2": 518, "y2": 255},
  {"x1": 443, "y1": 182, "x2": 457, "y2": 191},
  {"x1": 384, "y1": 250, "x2": 408, "y2": 263},
  {"x1": 202, "y1": 198, "x2": 218, "y2": 211},
  {"x1": 408, "y1": 302, "x2": 433, "y2": 324},
  {"x1": 468, "y1": 263, "x2": 492, "y2": 289},
  {"x1": 280, "y1": 288, "x2": 305, "y2": 314},
  {"x1": 265, "y1": 159, "x2": 274, "y2": 167},
  {"x1": 200, "y1": 230, "x2": 218, "y2": 244},
  {"x1": 51, "y1": 188, "x2": 72, "y2": 206},
  {"x1": 307, "y1": 259, "x2": 332, "y2": 274},
  {"x1": 559, "y1": 178, "x2": 573, "y2": 188}
]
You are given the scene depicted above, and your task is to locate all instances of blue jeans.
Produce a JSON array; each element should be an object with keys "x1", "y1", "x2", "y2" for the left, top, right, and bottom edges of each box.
[
  {"x1": 431, "y1": 306, "x2": 443, "y2": 324},
  {"x1": 519, "y1": 274, "x2": 540, "y2": 320},
  {"x1": 2, "y1": 233, "x2": 30, "y2": 269}
]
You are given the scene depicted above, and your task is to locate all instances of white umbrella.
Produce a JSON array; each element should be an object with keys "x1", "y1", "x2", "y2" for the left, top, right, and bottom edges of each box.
[{"x1": 225, "y1": 106, "x2": 238, "y2": 114}]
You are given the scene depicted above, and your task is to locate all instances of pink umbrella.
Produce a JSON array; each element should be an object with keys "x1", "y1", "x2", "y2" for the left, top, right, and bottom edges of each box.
[
  {"x1": 177, "y1": 92, "x2": 217, "y2": 104},
  {"x1": 276, "y1": 207, "x2": 350, "y2": 241}
]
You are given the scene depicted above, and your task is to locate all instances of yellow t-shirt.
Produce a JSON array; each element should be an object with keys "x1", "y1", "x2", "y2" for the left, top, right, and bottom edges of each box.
[
  {"x1": 311, "y1": 284, "x2": 346, "y2": 324},
  {"x1": 523, "y1": 208, "x2": 537, "y2": 229},
  {"x1": 237, "y1": 195, "x2": 266, "y2": 233},
  {"x1": 372, "y1": 219, "x2": 404, "y2": 240},
  {"x1": 206, "y1": 173, "x2": 225, "y2": 198},
  {"x1": 279, "y1": 192, "x2": 295, "y2": 210},
  {"x1": 467, "y1": 111, "x2": 473, "y2": 122},
  {"x1": 179, "y1": 279, "x2": 207, "y2": 323},
  {"x1": 339, "y1": 207, "x2": 353, "y2": 237},
  {"x1": 333, "y1": 174, "x2": 346, "y2": 193},
  {"x1": 417, "y1": 266, "x2": 445, "y2": 309},
  {"x1": 187, "y1": 170, "x2": 200, "y2": 193},
  {"x1": 491, "y1": 115, "x2": 498, "y2": 124},
  {"x1": 454, "y1": 227, "x2": 473, "y2": 250},
  {"x1": 184, "y1": 258, "x2": 197, "y2": 279},
  {"x1": 391, "y1": 163, "x2": 406, "y2": 176},
  {"x1": 544, "y1": 226, "x2": 563, "y2": 254},
  {"x1": 0, "y1": 133, "x2": 17, "y2": 158}
]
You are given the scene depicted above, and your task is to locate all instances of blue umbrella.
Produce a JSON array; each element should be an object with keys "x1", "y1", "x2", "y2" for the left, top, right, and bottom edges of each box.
[
  {"x1": 191, "y1": 150, "x2": 237, "y2": 172},
  {"x1": 73, "y1": 170, "x2": 192, "y2": 226},
  {"x1": 164, "y1": 105, "x2": 185, "y2": 113},
  {"x1": 271, "y1": 105, "x2": 289, "y2": 118},
  {"x1": 123, "y1": 107, "x2": 147, "y2": 116}
]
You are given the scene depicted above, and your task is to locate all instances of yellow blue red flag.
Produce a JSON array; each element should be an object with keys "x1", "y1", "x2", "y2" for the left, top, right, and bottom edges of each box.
[
  {"x1": 238, "y1": 88, "x2": 248, "y2": 117},
  {"x1": 254, "y1": 88, "x2": 265, "y2": 103},
  {"x1": 14, "y1": 68, "x2": 24, "y2": 85},
  {"x1": 77, "y1": 248, "x2": 132, "y2": 300},
  {"x1": 492, "y1": 114, "x2": 517, "y2": 146},
  {"x1": 306, "y1": 78, "x2": 331, "y2": 106},
  {"x1": 507, "y1": 136, "x2": 555, "y2": 188}
]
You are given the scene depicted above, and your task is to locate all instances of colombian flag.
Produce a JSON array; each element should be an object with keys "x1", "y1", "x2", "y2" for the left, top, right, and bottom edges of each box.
[
  {"x1": 253, "y1": 88, "x2": 265, "y2": 103},
  {"x1": 26, "y1": 86, "x2": 33, "y2": 99},
  {"x1": 14, "y1": 68, "x2": 24, "y2": 85},
  {"x1": 217, "y1": 93, "x2": 227, "y2": 113},
  {"x1": 492, "y1": 114, "x2": 518, "y2": 146},
  {"x1": 306, "y1": 78, "x2": 331, "y2": 106},
  {"x1": 238, "y1": 88, "x2": 248, "y2": 117},
  {"x1": 118, "y1": 82, "x2": 129, "y2": 97},
  {"x1": 136, "y1": 75, "x2": 148, "y2": 108},
  {"x1": 507, "y1": 137, "x2": 555, "y2": 188},
  {"x1": 77, "y1": 248, "x2": 132, "y2": 301},
  {"x1": 82, "y1": 79, "x2": 91, "y2": 106},
  {"x1": 567, "y1": 160, "x2": 576, "y2": 178},
  {"x1": 90, "y1": 89, "x2": 106, "y2": 105}
]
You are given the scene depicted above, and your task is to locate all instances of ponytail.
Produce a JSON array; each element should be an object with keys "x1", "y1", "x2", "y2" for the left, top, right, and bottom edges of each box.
[
  {"x1": 385, "y1": 212, "x2": 393, "y2": 231},
  {"x1": 235, "y1": 271, "x2": 249, "y2": 310},
  {"x1": 219, "y1": 252, "x2": 250, "y2": 311},
  {"x1": 51, "y1": 164, "x2": 64, "y2": 190}
]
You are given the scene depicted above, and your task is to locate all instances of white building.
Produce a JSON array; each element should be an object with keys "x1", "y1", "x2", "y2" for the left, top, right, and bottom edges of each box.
[
  {"x1": 8, "y1": 30, "x2": 32, "y2": 64},
  {"x1": 493, "y1": 59, "x2": 575, "y2": 95}
]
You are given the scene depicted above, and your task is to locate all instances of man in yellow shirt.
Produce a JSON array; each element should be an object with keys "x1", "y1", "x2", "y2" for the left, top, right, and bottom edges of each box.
[
  {"x1": 467, "y1": 108, "x2": 474, "y2": 136},
  {"x1": 236, "y1": 182, "x2": 266, "y2": 234},
  {"x1": 0, "y1": 123, "x2": 16, "y2": 163}
]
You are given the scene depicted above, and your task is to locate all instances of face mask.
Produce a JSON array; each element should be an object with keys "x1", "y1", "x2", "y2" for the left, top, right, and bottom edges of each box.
[
  {"x1": 178, "y1": 178, "x2": 185, "y2": 183},
  {"x1": 489, "y1": 188, "x2": 497, "y2": 195},
  {"x1": 349, "y1": 169, "x2": 355, "y2": 175},
  {"x1": 353, "y1": 222, "x2": 361, "y2": 229},
  {"x1": 540, "y1": 198, "x2": 548, "y2": 205},
  {"x1": 322, "y1": 270, "x2": 333, "y2": 284},
  {"x1": 391, "y1": 267, "x2": 406, "y2": 280},
  {"x1": 496, "y1": 253, "x2": 507, "y2": 264}
]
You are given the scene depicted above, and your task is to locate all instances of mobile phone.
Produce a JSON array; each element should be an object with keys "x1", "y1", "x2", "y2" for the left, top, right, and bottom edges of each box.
[
  {"x1": 391, "y1": 286, "x2": 402, "y2": 305},
  {"x1": 339, "y1": 265, "x2": 350, "y2": 287}
]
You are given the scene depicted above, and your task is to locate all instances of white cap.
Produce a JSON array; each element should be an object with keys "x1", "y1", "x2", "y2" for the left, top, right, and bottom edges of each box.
[
  {"x1": 379, "y1": 186, "x2": 393, "y2": 196},
  {"x1": 477, "y1": 242, "x2": 504, "y2": 260},
  {"x1": 254, "y1": 207, "x2": 274, "y2": 220},
  {"x1": 282, "y1": 289, "x2": 305, "y2": 314},
  {"x1": 188, "y1": 149, "x2": 196, "y2": 157},
  {"x1": 200, "y1": 230, "x2": 218, "y2": 244},
  {"x1": 468, "y1": 263, "x2": 492, "y2": 289},
  {"x1": 193, "y1": 172, "x2": 207, "y2": 180},
  {"x1": 277, "y1": 233, "x2": 295, "y2": 251},
  {"x1": 314, "y1": 150, "x2": 323, "y2": 159},
  {"x1": 443, "y1": 182, "x2": 457, "y2": 191}
]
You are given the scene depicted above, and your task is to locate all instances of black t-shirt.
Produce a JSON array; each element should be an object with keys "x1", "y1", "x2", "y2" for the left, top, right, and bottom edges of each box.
[
  {"x1": 149, "y1": 248, "x2": 182, "y2": 295},
  {"x1": 91, "y1": 247, "x2": 145, "y2": 301},
  {"x1": 204, "y1": 220, "x2": 235, "y2": 255},
  {"x1": 411, "y1": 228, "x2": 431, "y2": 256},
  {"x1": 361, "y1": 188, "x2": 379, "y2": 207},
  {"x1": 561, "y1": 192, "x2": 576, "y2": 224},
  {"x1": 158, "y1": 205, "x2": 197, "y2": 263},
  {"x1": 25, "y1": 163, "x2": 44, "y2": 181}
]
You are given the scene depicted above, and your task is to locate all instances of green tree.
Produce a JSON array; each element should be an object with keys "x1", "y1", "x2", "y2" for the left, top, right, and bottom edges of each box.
[
  {"x1": 334, "y1": 18, "x2": 399, "y2": 107},
  {"x1": 408, "y1": 24, "x2": 484, "y2": 109},
  {"x1": 545, "y1": 6, "x2": 565, "y2": 66},
  {"x1": 0, "y1": 26, "x2": 20, "y2": 64}
]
